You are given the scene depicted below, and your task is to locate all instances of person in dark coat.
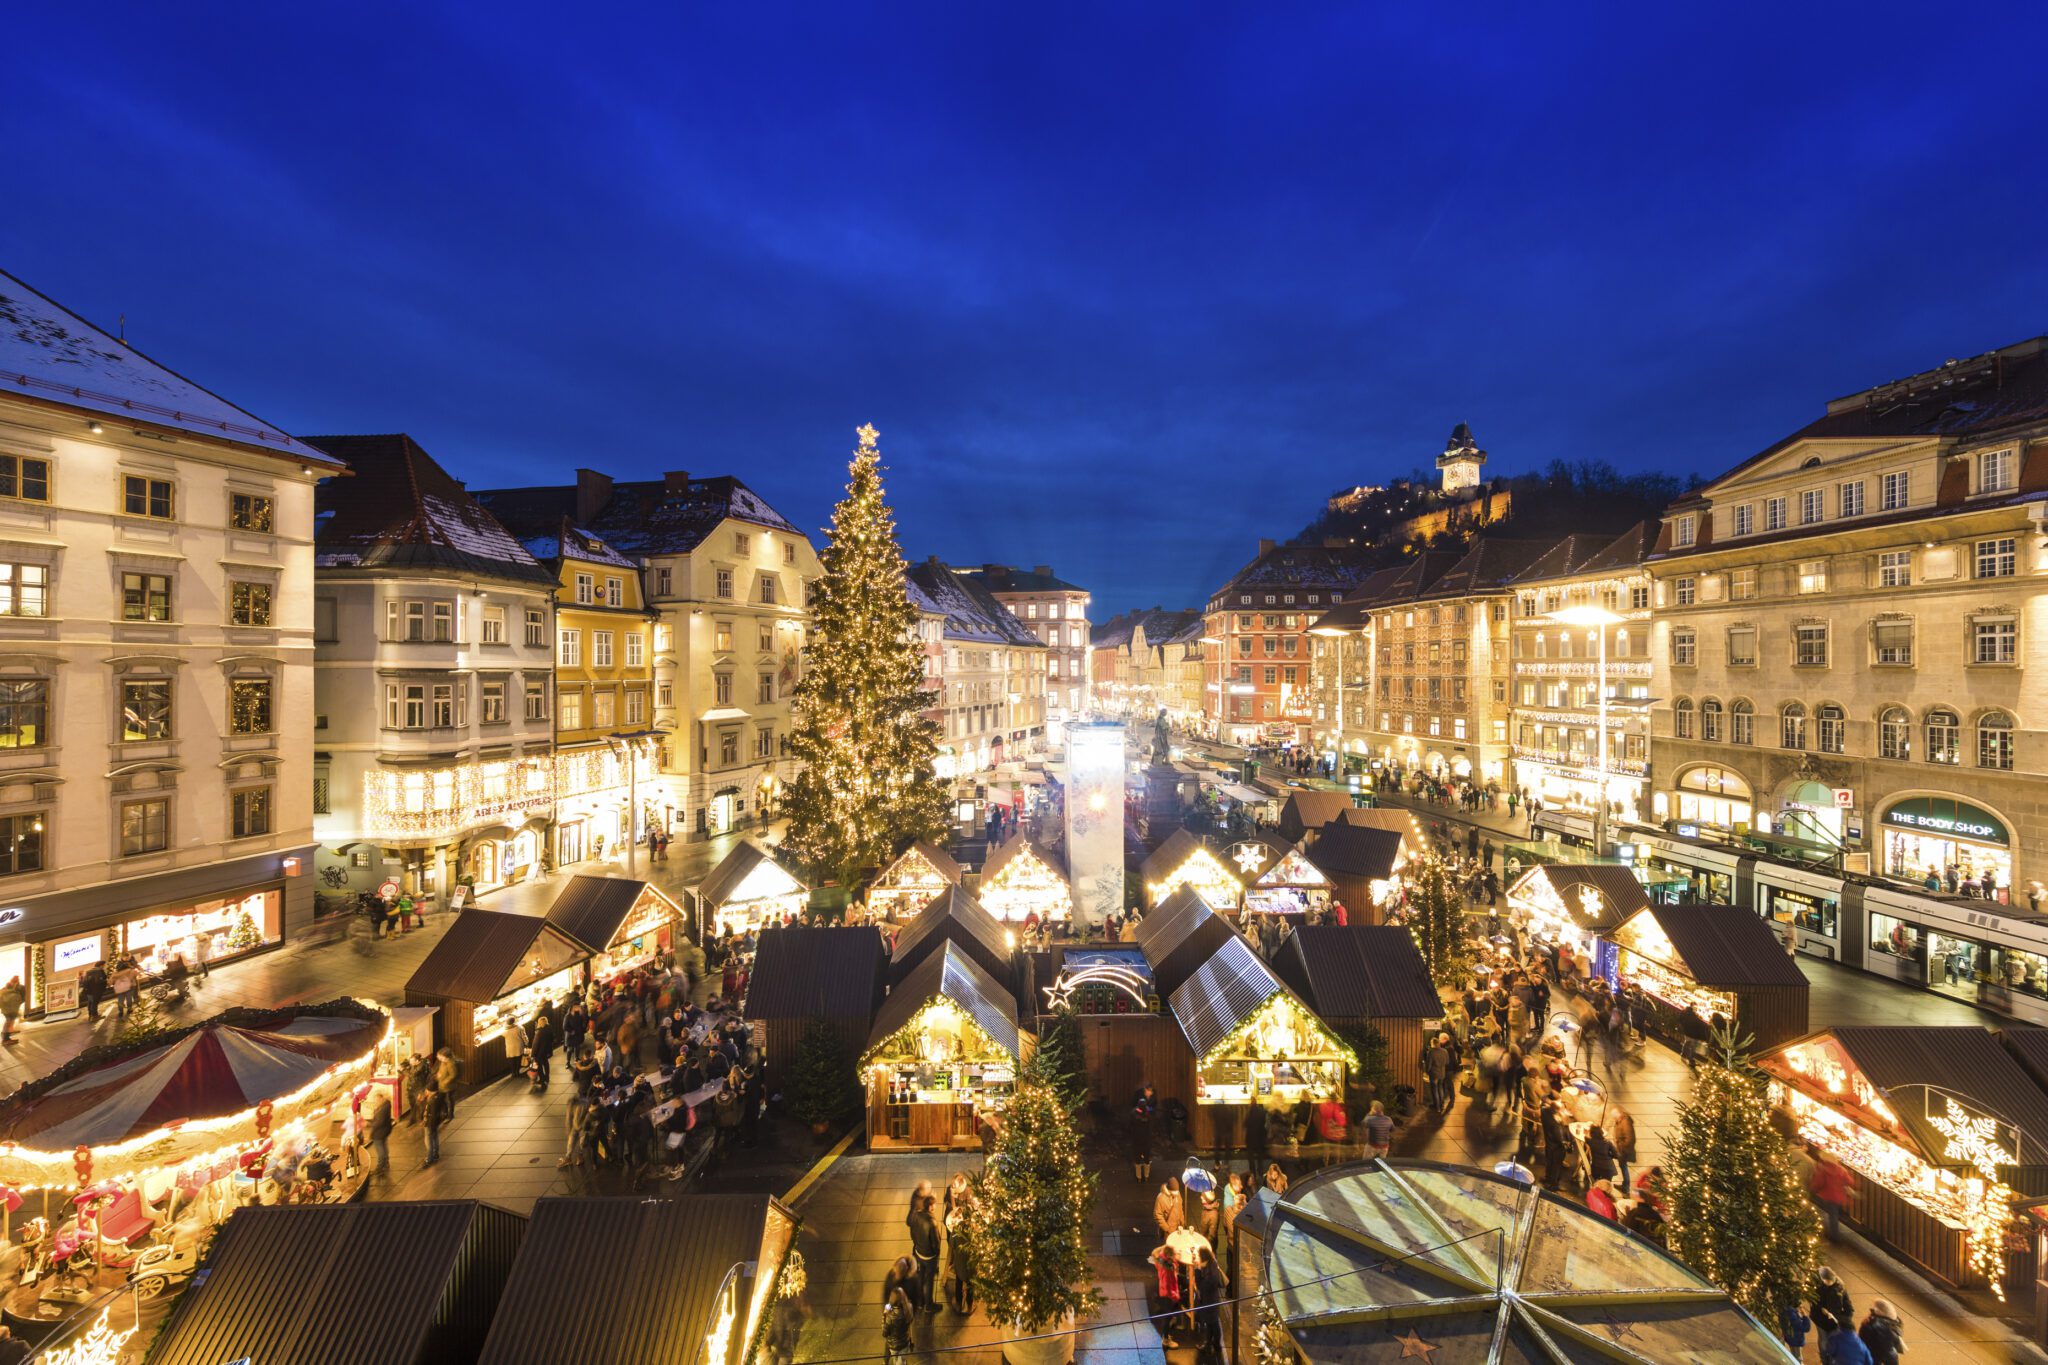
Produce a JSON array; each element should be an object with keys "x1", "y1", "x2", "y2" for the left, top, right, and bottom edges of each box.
[
  {"x1": 1809, "y1": 1265, "x2": 1853, "y2": 1337},
  {"x1": 530, "y1": 1015, "x2": 558, "y2": 1090},
  {"x1": 907, "y1": 1193, "x2": 942, "y2": 1315},
  {"x1": 1857, "y1": 1299, "x2": 1905, "y2": 1365},
  {"x1": 1539, "y1": 1102, "x2": 1568, "y2": 1190},
  {"x1": 78, "y1": 964, "x2": 108, "y2": 1022},
  {"x1": 1129, "y1": 1099, "x2": 1153, "y2": 1181}
]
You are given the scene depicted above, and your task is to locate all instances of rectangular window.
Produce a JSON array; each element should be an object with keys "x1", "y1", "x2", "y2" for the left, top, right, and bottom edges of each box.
[
  {"x1": 525, "y1": 680, "x2": 548, "y2": 721},
  {"x1": 229, "y1": 678, "x2": 273, "y2": 734},
  {"x1": 231, "y1": 787, "x2": 271, "y2": 839},
  {"x1": 784, "y1": 542, "x2": 796, "y2": 564},
  {"x1": 1877, "y1": 550, "x2": 1911, "y2": 588},
  {"x1": 1974, "y1": 618, "x2": 2017, "y2": 665},
  {"x1": 121, "y1": 799, "x2": 169, "y2": 856},
  {"x1": 481, "y1": 680, "x2": 505, "y2": 723},
  {"x1": 1796, "y1": 560, "x2": 1828, "y2": 594},
  {"x1": 558, "y1": 629, "x2": 580, "y2": 667},
  {"x1": 758, "y1": 672, "x2": 775, "y2": 705},
  {"x1": 1263, "y1": 667, "x2": 1278, "y2": 685},
  {"x1": 719, "y1": 731, "x2": 739, "y2": 765},
  {"x1": 0, "y1": 455, "x2": 50, "y2": 504},
  {"x1": 1726, "y1": 627, "x2": 1757, "y2": 666},
  {"x1": 758, "y1": 575, "x2": 777, "y2": 605},
  {"x1": 120, "y1": 679, "x2": 171, "y2": 741},
  {"x1": 1800, "y1": 489, "x2": 1824, "y2": 524},
  {"x1": 0, "y1": 680, "x2": 46, "y2": 749},
  {"x1": 574, "y1": 573, "x2": 595, "y2": 605},
  {"x1": 431, "y1": 601, "x2": 453, "y2": 642},
  {"x1": 625, "y1": 632, "x2": 644, "y2": 667},
  {"x1": 1733, "y1": 504, "x2": 1754, "y2": 537},
  {"x1": 1673, "y1": 514, "x2": 1696, "y2": 548},
  {"x1": 1674, "y1": 576, "x2": 1696, "y2": 606},
  {"x1": 525, "y1": 609, "x2": 546, "y2": 646},
  {"x1": 1728, "y1": 567, "x2": 1755, "y2": 601},
  {"x1": 0, "y1": 564, "x2": 49, "y2": 618},
  {"x1": 229, "y1": 581, "x2": 272, "y2": 626},
  {"x1": 1794, "y1": 623, "x2": 1829, "y2": 667},
  {"x1": 1872, "y1": 620, "x2": 1913, "y2": 665},
  {"x1": 656, "y1": 680, "x2": 673, "y2": 708},
  {"x1": 715, "y1": 622, "x2": 734, "y2": 652},
  {"x1": 1838, "y1": 481, "x2": 1865, "y2": 518},
  {"x1": 0, "y1": 811, "x2": 44, "y2": 876},
  {"x1": 593, "y1": 631, "x2": 613, "y2": 668},
  {"x1": 402, "y1": 601, "x2": 425, "y2": 641},
  {"x1": 121, "y1": 572, "x2": 171, "y2": 622},
  {"x1": 1765, "y1": 497, "x2": 1787, "y2": 531},
  {"x1": 1731, "y1": 707, "x2": 1753, "y2": 746},
  {"x1": 1628, "y1": 584, "x2": 1650, "y2": 611},
  {"x1": 228, "y1": 492, "x2": 273, "y2": 532},
  {"x1": 1881, "y1": 471, "x2": 1909, "y2": 511},
  {"x1": 755, "y1": 727, "x2": 774, "y2": 759},
  {"x1": 758, "y1": 624, "x2": 773, "y2": 652},
  {"x1": 482, "y1": 607, "x2": 506, "y2": 644},
  {"x1": 625, "y1": 689, "x2": 645, "y2": 724},
  {"x1": 715, "y1": 673, "x2": 732, "y2": 706},
  {"x1": 654, "y1": 566, "x2": 672, "y2": 596},
  {"x1": 1974, "y1": 538, "x2": 2017, "y2": 579},
  {"x1": 1670, "y1": 629, "x2": 1697, "y2": 667},
  {"x1": 734, "y1": 532, "x2": 751, "y2": 555},
  {"x1": 592, "y1": 690, "x2": 614, "y2": 728},
  {"x1": 605, "y1": 577, "x2": 623, "y2": 607},
  {"x1": 122, "y1": 474, "x2": 174, "y2": 519},
  {"x1": 558, "y1": 691, "x2": 582, "y2": 730},
  {"x1": 715, "y1": 568, "x2": 734, "y2": 598},
  {"x1": 402, "y1": 685, "x2": 425, "y2": 728},
  {"x1": 431, "y1": 684, "x2": 455, "y2": 727},
  {"x1": 1978, "y1": 448, "x2": 2015, "y2": 495}
]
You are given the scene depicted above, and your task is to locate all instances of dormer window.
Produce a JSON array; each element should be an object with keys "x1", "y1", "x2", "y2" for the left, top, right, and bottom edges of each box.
[{"x1": 1673, "y1": 514, "x2": 1696, "y2": 548}]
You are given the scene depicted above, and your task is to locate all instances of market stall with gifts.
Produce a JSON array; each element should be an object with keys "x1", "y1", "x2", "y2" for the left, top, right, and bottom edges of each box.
[
  {"x1": 542, "y1": 875, "x2": 683, "y2": 984},
  {"x1": 1167, "y1": 934, "x2": 1354, "y2": 1150},
  {"x1": 1272, "y1": 925, "x2": 1442, "y2": 1094},
  {"x1": 866, "y1": 841, "x2": 964, "y2": 923},
  {"x1": 404, "y1": 909, "x2": 590, "y2": 1082},
  {"x1": 0, "y1": 1000, "x2": 396, "y2": 1325},
  {"x1": 1302, "y1": 823, "x2": 1405, "y2": 924},
  {"x1": 1041, "y1": 945, "x2": 1158, "y2": 1015},
  {"x1": 1139, "y1": 828, "x2": 1244, "y2": 912},
  {"x1": 696, "y1": 839, "x2": 809, "y2": 937},
  {"x1": 1607, "y1": 902, "x2": 1809, "y2": 1049},
  {"x1": 1234, "y1": 836, "x2": 1337, "y2": 923},
  {"x1": 1759, "y1": 1025, "x2": 2048, "y2": 1295},
  {"x1": 861, "y1": 941, "x2": 1024, "y2": 1150},
  {"x1": 887, "y1": 886, "x2": 1013, "y2": 989},
  {"x1": 974, "y1": 838, "x2": 1073, "y2": 925},
  {"x1": 1503, "y1": 863, "x2": 1650, "y2": 980}
]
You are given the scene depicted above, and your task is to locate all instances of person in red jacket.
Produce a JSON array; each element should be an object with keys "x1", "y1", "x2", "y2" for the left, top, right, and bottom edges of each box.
[{"x1": 1809, "y1": 1146, "x2": 1856, "y2": 1242}]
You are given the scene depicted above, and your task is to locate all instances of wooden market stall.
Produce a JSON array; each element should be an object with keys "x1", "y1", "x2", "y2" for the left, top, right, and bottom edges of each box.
[
  {"x1": 1302, "y1": 823, "x2": 1405, "y2": 924},
  {"x1": 743, "y1": 926, "x2": 887, "y2": 1070},
  {"x1": 1134, "y1": 886, "x2": 1242, "y2": 998},
  {"x1": 479, "y1": 1195, "x2": 799, "y2": 1365},
  {"x1": 1278, "y1": 791, "x2": 1355, "y2": 845},
  {"x1": 1167, "y1": 934, "x2": 1355, "y2": 1150},
  {"x1": 1608, "y1": 902, "x2": 1809, "y2": 1050},
  {"x1": 1504, "y1": 863, "x2": 1650, "y2": 981},
  {"x1": 541, "y1": 875, "x2": 683, "y2": 985},
  {"x1": 1139, "y1": 828, "x2": 1244, "y2": 912},
  {"x1": 862, "y1": 941, "x2": 1024, "y2": 1150},
  {"x1": 696, "y1": 839, "x2": 809, "y2": 936},
  {"x1": 974, "y1": 838, "x2": 1074, "y2": 924},
  {"x1": 1332, "y1": 805, "x2": 1427, "y2": 861},
  {"x1": 866, "y1": 841, "x2": 964, "y2": 922},
  {"x1": 888, "y1": 885, "x2": 1013, "y2": 988},
  {"x1": 404, "y1": 909, "x2": 590, "y2": 1082},
  {"x1": 1234, "y1": 836, "x2": 1337, "y2": 923},
  {"x1": 1760, "y1": 1026, "x2": 2048, "y2": 1294},
  {"x1": 1272, "y1": 925, "x2": 1443, "y2": 1094}
]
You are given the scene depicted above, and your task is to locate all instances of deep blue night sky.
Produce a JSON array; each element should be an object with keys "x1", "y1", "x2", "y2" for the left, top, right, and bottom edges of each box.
[{"x1": 7, "y1": 5, "x2": 2047, "y2": 614}]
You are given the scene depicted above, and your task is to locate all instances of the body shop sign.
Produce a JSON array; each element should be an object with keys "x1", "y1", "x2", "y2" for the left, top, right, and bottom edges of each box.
[{"x1": 1881, "y1": 797, "x2": 2008, "y2": 846}]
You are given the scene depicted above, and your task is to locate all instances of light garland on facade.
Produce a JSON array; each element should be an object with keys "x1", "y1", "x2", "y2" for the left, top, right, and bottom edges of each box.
[
  {"x1": 861, "y1": 997, "x2": 1014, "y2": 1070},
  {"x1": 360, "y1": 758, "x2": 553, "y2": 841},
  {"x1": 981, "y1": 848, "x2": 1074, "y2": 922},
  {"x1": 1930, "y1": 1097, "x2": 2017, "y2": 1300}
]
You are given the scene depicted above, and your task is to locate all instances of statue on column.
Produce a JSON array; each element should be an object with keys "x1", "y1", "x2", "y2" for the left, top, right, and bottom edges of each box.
[{"x1": 1152, "y1": 709, "x2": 1172, "y2": 764}]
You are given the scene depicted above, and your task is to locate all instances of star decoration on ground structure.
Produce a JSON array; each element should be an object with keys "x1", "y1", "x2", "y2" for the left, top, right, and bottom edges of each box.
[
  {"x1": 1393, "y1": 1327, "x2": 1440, "y2": 1360},
  {"x1": 1234, "y1": 843, "x2": 1269, "y2": 875}
]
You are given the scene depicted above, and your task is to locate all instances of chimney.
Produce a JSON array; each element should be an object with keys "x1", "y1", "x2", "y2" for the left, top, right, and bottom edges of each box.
[
  {"x1": 574, "y1": 468, "x2": 612, "y2": 525},
  {"x1": 664, "y1": 470, "x2": 693, "y2": 495},
  {"x1": 1259, "y1": 538, "x2": 1276, "y2": 555},
  {"x1": 1033, "y1": 565, "x2": 1052, "y2": 577}
]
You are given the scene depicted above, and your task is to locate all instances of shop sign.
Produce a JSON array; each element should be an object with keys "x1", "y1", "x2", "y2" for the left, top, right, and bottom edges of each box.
[
  {"x1": 0, "y1": 908, "x2": 22, "y2": 929},
  {"x1": 1833, "y1": 788, "x2": 1854, "y2": 808},
  {"x1": 1881, "y1": 797, "x2": 2008, "y2": 845},
  {"x1": 52, "y1": 936, "x2": 101, "y2": 972}
]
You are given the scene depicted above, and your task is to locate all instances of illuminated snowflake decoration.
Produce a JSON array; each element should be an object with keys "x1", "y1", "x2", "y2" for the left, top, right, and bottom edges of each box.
[
  {"x1": 1929, "y1": 1097, "x2": 2017, "y2": 1301},
  {"x1": 1234, "y1": 843, "x2": 1269, "y2": 875}
]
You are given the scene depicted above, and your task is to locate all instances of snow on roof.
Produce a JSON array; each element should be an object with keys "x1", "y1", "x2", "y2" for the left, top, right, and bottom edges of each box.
[
  {"x1": 559, "y1": 524, "x2": 637, "y2": 568},
  {"x1": 473, "y1": 476, "x2": 801, "y2": 557},
  {"x1": 0, "y1": 270, "x2": 338, "y2": 466},
  {"x1": 906, "y1": 560, "x2": 1046, "y2": 648},
  {"x1": 308, "y1": 434, "x2": 554, "y2": 585}
]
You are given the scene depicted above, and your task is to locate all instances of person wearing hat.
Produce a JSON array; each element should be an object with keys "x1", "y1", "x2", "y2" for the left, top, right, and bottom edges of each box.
[{"x1": 1858, "y1": 1299, "x2": 1905, "y2": 1365}]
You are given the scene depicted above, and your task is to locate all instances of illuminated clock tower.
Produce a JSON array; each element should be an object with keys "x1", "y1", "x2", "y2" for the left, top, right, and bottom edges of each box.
[{"x1": 1437, "y1": 422, "x2": 1487, "y2": 493}]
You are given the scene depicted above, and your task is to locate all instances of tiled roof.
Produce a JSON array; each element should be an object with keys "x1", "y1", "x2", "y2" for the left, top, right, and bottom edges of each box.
[
  {"x1": 955, "y1": 564, "x2": 1086, "y2": 594},
  {"x1": 1421, "y1": 537, "x2": 1560, "y2": 599},
  {"x1": 1214, "y1": 542, "x2": 1378, "y2": 599},
  {"x1": 905, "y1": 560, "x2": 1045, "y2": 648},
  {"x1": 308, "y1": 434, "x2": 555, "y2": 585},
  {"x1": 473, "y1": 475, "x2": 800, "y2": 557},
  {"x1": 1573, "y1": 521, "x2": 1656, "y2": 575},
  {"x1": 0, "y1": 269, "x2": 341, "y2": 466},
  {"x1": 1093, "y1": 608, "x2": 1202, "y2": 650}
]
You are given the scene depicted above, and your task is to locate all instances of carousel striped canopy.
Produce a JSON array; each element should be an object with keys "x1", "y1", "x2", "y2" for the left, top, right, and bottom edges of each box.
[{"x1": 0, "y1": 1014, "x2": 384, "y2": 1148}]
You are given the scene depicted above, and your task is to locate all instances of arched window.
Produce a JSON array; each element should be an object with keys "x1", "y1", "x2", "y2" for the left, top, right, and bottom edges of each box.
[
  {"x1": 1781, "y1": 701, "x2": 1807, "y2": 750},
  {"x1": 1978, "y1": 711, "x2": 2015, "y2": 771},
  {"x1": 1878, "y1": 707, "x2": 1911, "y2": 761},
  {"x1": 1817, "y1": 703, "x2": 1846, "y2": 754},
  {"x1": 1673, "y1": 698, "x2": 1695, "y2": 740},
  {"x1": 1926, "y1": 708, "x2": 1960, "y2": 765},
  {"x1": 1730, "y1": 699, "x2": 1754, "y2": 746},
  {"x1": 1701, "y1": 698, "x2": 1724, "y2": 742}
]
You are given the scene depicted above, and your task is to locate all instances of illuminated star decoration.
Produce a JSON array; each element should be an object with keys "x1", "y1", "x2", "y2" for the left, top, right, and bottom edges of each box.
[
  {"x1": 1234, "y1": 843, "x2": 1269, "y2": 875},
  {"x1": 1393, "y1": 1327, "x2": 1440, "y2": 1360},
  {"x1": 856, "y1": 422, "x2": 880, "y2": 451}
]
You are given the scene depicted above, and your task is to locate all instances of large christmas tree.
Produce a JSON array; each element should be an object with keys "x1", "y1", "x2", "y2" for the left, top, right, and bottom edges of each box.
[
  {"x1": 1662, "y1": 1026, "x2": 1819, "y2": 1324},
  {"x1": 966, "y1": 1078, "x2": 1103, "y2": 1343},
  {"x1": 1403, "y1": 854, "x2": 1471, "y2": 989},
  {"x1": 780, "y1": 425, "x2": 950, "y2": 888}
]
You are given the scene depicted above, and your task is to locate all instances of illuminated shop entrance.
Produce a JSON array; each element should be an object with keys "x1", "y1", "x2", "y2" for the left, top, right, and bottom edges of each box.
[{"x1": 1881, "y1": 796, "x2": 2012, "y2": 904}]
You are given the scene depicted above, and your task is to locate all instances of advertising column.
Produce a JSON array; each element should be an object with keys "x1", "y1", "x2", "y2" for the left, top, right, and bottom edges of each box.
[{"x1": 1064, "y1": 721, "x2": 1126, "y2": 932}]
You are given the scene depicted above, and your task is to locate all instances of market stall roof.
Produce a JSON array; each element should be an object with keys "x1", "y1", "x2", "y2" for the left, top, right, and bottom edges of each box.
[
  {"x1": 147, "y1": 1201, "x2": 524, "y2": 1365},
  {"x1": 1140, "y1": 828, "x2": 1245, "y2": 909},
  {"x1": 542, "y1": 875, "x2": 681, "y2": 953},
  {"x1": 1304, "y1": 823, "x2": 1403, "y2": 883},
  {"x1": 1614, "y1": 903, "x2": 1809, "y2": 987},
  {"x1": 876, "y1": 839, "x2": 964, "y2": 887},
  {"x1": 1135, "y1": 887, "x2": 1241, "y2": 999},
  {"x1": 0, "y1": 1003, "x2": 387, "y2": 1147},
  {"x1": 981, "y1": 834, "x2": 1065, "y2": 884},
  {"x1": 1227, "y1": 833, "x2": 1298, "y2": 884},
  {"x1": 1766, "y1": 1026, "x2": 2048, "y2": 1172},
  {"x1": 1260, "y1": 1160, "x2": 1792, "y2": 1364},
  {"x1": 1279, "y1": 790, "x2": 1354, "y2": 842},
  {"x1": 405, "y1": 909, "x2": 589, "y2": 1003},
  {"x1": 1220, "y1": 782, "x2": 1271, "y2": 805},
  {"x1": 1139, "y1": 827, "x2": 1211, "y2": 885},
  {"x1": 1333, "y1": 805, "x2": 1425, "y2": 852},
  {"x1": 697, "y1": 838, "x2": 806, "y2": 908},
  {"x1": 478, "y1": 1195, "x2": 798, "y2": 1365},
  {"x1": 889, "y1": 885, "x2": 1012, "y2": 987},
  {"x1": 1247, "y1": 840, "x2": 1332, "y2": 890},
  {"x1": 1507, "y1": 862, "x2": 1651, "y2": 934},
  {"x1": 866, "y1": 940, "x2": 1021, "y2": 1064},
  {"x1": 744, "y1": 927, "x2": 886, "y2": 1025},
  {"x1": 1168, "y1": 933, "x2": 1320, "y2": 1061},
  {"x1": 1272, "y1": 927, "x2": 1443, "y2": 1020}
]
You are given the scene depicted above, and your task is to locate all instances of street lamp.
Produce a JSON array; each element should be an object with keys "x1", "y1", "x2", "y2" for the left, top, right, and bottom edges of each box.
[
  {"x1": 1547, "y1": 605, "x2": 1623, "y2": 857},
  {"x1": 607, "y1": 730, "x2": 663, "y2": 876}
]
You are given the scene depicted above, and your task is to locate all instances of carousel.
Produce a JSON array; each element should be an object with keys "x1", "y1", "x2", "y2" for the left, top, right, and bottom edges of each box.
[
  {"x1": 0, "y1": 999, "x2": 397, "y2": 1342},
  {"x1": 866, "y1": 841, "x2": 964, "y2": 923},
  {"x1": 696, "y1": 839, "x2": 809, "y2": 937},
  {"x1": 974, "y1": 838, "x2": 1073, "y2": 925}
]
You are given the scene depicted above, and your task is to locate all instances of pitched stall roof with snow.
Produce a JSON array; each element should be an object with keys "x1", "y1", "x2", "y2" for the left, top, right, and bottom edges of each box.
[
  {"x1": 473, "y1": 475, "x2": 801, "y2": 558},
  {"x1": 307, "y1": 434, "x2": 555, "y2": 584},
  {"x1": 905, "y1": 560, "x2": 1046, "y2": 648},
  {"x1": 0, "y1": 270, "x2": 342, "y2": 466}
]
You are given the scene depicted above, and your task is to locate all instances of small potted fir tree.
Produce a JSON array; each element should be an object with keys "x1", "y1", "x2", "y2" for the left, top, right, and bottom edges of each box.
[{"x1": 787, "y1": 1019, "x2": 863, "y2": 1137}]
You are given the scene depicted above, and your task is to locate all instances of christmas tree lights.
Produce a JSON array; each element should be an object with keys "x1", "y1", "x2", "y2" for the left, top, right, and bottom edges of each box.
[{"x1": 965, "y1": 1078, "x2": 1102, "y2": 1337}]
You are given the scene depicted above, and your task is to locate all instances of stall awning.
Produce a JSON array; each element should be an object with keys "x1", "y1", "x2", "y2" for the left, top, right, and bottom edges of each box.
[
  {"x1": 1168, "y1": 934, "x2": 1312, "y2": 1060},
  {"x1": 542, "y1": 875, "x2": 682, "y2": 954},
  {"x1": 405, "y1": 909, "x2": 588, "y2": 1003},
  {"x1": 1221, "y1": 783, "x2": 1270, "y2": 805},
  {"x1": 1612, "y1": 904, "x2": 1808, "y2": 988},
  {"x1": 1507, "y1": 863, "x2": 1650, "y2": 935},
  {"x1": 1135, "y1": 887, "x2": 1239, "y2": 999},
  {"x1": 1272, "y1": 926, "x2": 1442, "y2": 1020},
  {"x1": 889, "y1": 885, "x2": 1012, "y2": 988},
  {"x1": 697, "y1": 838, "x2": 806, "y2": 909},
  {"x1": 865, "y1": 940, "x2": 1020, "y2": 1064}
]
